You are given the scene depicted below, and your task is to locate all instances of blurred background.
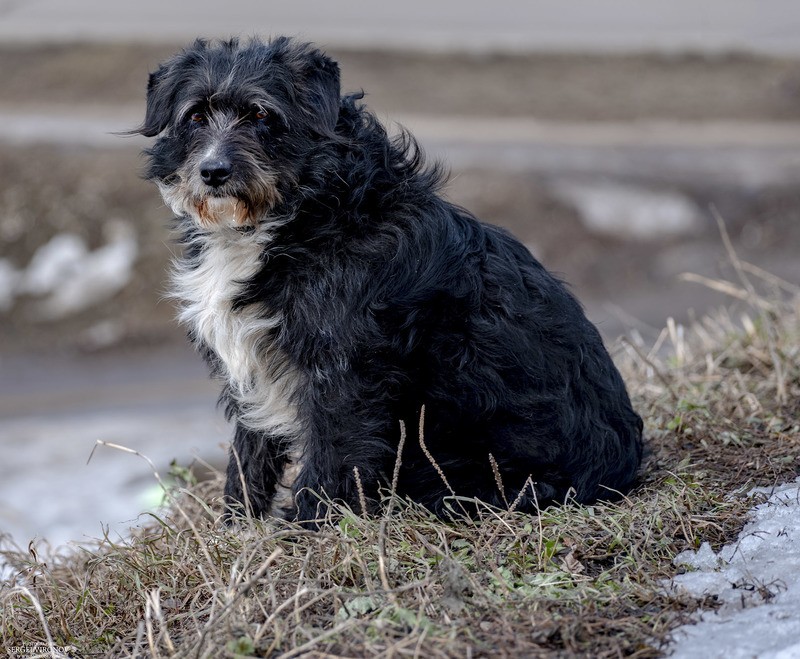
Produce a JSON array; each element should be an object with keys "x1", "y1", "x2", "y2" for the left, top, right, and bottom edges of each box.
[{"x1": 1, "y1": 0, "x2": 800, "y2": 548}]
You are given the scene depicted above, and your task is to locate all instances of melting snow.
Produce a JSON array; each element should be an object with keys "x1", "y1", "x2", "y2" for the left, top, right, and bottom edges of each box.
[
  {"x1": 0, "y1": 222, "x2": 138, "y2": 318},
  {"x1": 553, "y1": 181, "x2": 702, "y2": 240},
  {"x1": 667, "y1": 479, "x2": 800, "y2": 658},
  {"x1": 20, "y1": 233, "x2": 89, "y2": 296}
]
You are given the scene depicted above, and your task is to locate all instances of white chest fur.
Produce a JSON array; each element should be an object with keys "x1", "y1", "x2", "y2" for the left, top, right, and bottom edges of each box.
[{"x1": 172, "y1": 229, "x2": 302, "y2": 440}]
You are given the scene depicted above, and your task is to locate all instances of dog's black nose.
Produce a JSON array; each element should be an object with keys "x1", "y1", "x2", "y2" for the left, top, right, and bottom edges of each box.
[{"x1": 200, "y1": 159, "x2": 233, "y2": 187}]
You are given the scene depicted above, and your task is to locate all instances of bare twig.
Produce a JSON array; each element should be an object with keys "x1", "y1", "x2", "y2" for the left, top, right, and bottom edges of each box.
[
  {"x1": 488, "y1": 453, "x2": 509, "y2": 508},
  {"x1": 416, "y1": 406, "x2": 455, "y2": 497},
  {"x1": 377, "y1": 417, "x2": 408, "y2": 601}
]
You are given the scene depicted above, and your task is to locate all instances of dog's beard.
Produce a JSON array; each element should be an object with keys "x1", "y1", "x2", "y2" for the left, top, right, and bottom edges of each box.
[
  {"x1": 158, "y1": 175, "x2": 282, "y2": 230},
  {"x1": 196, "y1": 196, "x2": 251, "y2": 228}
]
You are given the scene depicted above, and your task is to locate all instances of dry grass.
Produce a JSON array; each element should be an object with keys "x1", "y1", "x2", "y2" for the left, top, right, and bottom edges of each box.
[{"x1": 2, "y1": 248, "x2": 799, "y2": 658}]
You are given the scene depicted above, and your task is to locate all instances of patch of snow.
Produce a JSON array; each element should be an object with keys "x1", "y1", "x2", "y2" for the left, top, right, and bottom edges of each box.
[
  {"x1": 20, "y1": 233, "x2": 89, "y2": 296},
  {"x1": 0, "y1": 405, "x2": 227, "y2": 551},
  {"x1": 674, "y1": 541, "x2": 721, "y2": 572},
  {"x1": 667, "y1": 479, "x2": 800, "y2": 658},
  {"x1": 553, "y1": 181, "x2": 702, "y2": 240},
  {"x1": 2, "y1": 223, "x2": 139, "y2": 317},
  {"x1": 36, "y1": 222, "x2": 138, "y2": 319}
]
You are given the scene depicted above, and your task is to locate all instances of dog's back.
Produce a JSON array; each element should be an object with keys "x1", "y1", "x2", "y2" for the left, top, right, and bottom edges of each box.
[{"x1": 392, "y1": 215, "x2": 644, "y2": 512}]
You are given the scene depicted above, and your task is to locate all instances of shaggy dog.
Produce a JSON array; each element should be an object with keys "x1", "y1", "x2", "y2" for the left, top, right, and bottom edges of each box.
[{"x1": 137, "y1": 36, "x2": 643, "y2": 525}]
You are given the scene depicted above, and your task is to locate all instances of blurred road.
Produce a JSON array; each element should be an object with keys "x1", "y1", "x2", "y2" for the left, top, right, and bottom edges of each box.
[{"x1": 1, "y1": 0, "x2": 800, "y2": 54}]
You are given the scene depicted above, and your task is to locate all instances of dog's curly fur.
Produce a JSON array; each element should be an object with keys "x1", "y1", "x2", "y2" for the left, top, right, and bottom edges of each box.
[{"x1": 137, "y1": 36, "x2": 644, "y2": 525}]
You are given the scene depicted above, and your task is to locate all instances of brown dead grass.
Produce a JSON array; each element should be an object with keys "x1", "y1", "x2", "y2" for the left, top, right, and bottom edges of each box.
[{"x1": 2, "y1": 245, "x2": 799, "y2": 657}]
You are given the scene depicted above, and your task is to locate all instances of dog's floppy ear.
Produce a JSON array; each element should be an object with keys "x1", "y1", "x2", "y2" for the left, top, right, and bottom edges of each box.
[
  {"x1": 137, "y1": 62, "x2": 182, "y2": 137},
  {"x1": 302, "y1": 49, "x2": 341, "y2": 133},
  {"x1": 138, "y1": 39, "x2": 210, "y2": 138},
  {"x1": 272, "y1": 37, "x2": 341, "y2": 134}
]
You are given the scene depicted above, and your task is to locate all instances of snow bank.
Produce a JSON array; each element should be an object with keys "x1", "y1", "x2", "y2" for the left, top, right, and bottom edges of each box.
[
  {"x1": 0, "y1": 222, "x2": 138, "y2": 318},
  {"x1": 667, "y1": 479, "x2": 800, "y2": 658},
  {"x1": 552, "y1": 181, "x2": 702, "y2": 240}
]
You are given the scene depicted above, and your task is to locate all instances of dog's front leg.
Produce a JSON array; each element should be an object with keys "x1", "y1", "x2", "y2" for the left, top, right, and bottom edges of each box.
[
  {"x1": 224, "y1": 421, "x2": 291, "y2": 519},
  {"x1": 290, "y1": 399, "x2": 394, "y2": 527}
]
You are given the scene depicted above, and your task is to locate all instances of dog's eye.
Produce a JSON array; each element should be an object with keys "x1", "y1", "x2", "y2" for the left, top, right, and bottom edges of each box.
[
  {"x1": 190, "y1": 112, "x2": 206, "y2": 124},
  {"x1": 252, "y1": 108, "x2": 270, "y2": 123}
]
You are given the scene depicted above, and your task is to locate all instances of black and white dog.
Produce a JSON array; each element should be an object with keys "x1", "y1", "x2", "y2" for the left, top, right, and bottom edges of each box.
[{"x1": 137, "y1": 36, "x2": 643, "y2": 524}]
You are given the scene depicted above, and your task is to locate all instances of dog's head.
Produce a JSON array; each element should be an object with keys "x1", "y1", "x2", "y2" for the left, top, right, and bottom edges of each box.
[{"x1": 137, "y1": 37, "x2": 341, "y2": 229}]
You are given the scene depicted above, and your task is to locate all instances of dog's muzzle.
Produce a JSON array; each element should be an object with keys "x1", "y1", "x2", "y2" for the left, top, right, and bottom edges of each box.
[
  {"x1": 191, "y1": 158, "x2": 252, "y2": 226},
  {"x1": 157, "y1": 147, "x2": 283, "y2": 230},
  {"x1": 200, "y1": 158, "x2": 233, "y2": 188}
]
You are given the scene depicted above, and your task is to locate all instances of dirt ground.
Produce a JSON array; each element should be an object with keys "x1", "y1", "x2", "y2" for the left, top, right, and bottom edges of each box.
[{"x1": 2, "y1": 44, "x2": 800, "y2": 354}]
